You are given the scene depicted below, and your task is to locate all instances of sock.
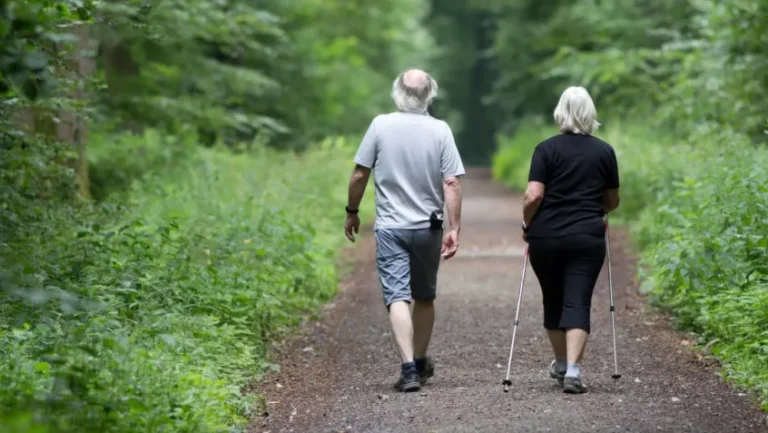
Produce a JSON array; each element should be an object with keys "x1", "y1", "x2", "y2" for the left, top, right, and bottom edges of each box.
[
  {"x1": 401, "y1": 361, "x2": 417, "y2": 375},
  {"x1": 415, "y1": 357, "x2": 427, "y2": 371},
  {"x1": 566, "y1": 363, "x2": 581, "y2": 378},
  {"x1": 555, "y1": 358, "x2": 567, "y2": 372}
]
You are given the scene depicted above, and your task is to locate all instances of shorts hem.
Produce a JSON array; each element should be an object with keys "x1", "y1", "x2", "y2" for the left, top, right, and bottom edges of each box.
[
  {"x1": 384, "y1": 297, "x2": 413, "y2": 307},
  {"x1": 412, "y1": 294, "x2": 436, "y2": 302},
  {"x1": 559, "y1": 324, "x2": 591, "y2": 335}
]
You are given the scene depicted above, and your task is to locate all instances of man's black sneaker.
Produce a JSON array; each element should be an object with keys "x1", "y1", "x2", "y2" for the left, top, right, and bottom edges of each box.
[
  {"x1": 416, "y1": 357, "x2": 435, "y2": 384},
  {"x1": 393, "y1": 371, "x2": 421, "y2": 392}
]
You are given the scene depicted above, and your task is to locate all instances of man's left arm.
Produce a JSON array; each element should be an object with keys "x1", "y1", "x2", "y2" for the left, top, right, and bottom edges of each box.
[
  {"x1": 345, "y1": 164, "x2": 371, "y2": 242},
  {"x1": 345, "y1": 118, "x2": 378, "y2": 242},
  {"x1": 346, "y1": 165, "x2": 371, "y2": 212}
]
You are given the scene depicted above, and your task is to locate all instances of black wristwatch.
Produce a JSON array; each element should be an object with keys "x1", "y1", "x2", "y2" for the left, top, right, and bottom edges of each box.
[{"x1": 345, "y1": 206, "x2": 359, "y2": 215}]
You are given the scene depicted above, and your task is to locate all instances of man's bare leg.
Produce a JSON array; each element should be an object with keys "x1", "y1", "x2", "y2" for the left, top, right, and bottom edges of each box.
[
  {"x1": 389, "y1": 301, "x2": 414, "y2": 363},
  {"x1": 412, "y1": 300, "x2": 434, "y2": 359}
]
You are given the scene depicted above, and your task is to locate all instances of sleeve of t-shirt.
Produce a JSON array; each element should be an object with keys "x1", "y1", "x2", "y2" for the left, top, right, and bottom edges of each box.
[
  {"x1": 441, "y1": 123, "x2": 466, "y2": 178},
  {"x1": 528, "y1": 143, "x2": 549, "y2": 183},
  {"x1": 353, "y1": 117, "x2": 378, "y2": 168},
  {"x1": 606, "y1": 146, "x2": 620, "y2": 189}
]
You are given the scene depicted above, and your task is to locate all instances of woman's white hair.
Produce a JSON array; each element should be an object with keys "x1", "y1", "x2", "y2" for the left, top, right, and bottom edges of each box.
[
  {"x1": 553, "y1": 86, "x2": 600, "y2": 135},
  {"x1": 391, "y1": 69, "x2": 438, "y2": 113}
]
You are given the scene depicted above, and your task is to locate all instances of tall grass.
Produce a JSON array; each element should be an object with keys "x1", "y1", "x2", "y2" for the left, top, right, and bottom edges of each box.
[{"x1": 0, "y1": 130, "x2": 372, "y2": 432}]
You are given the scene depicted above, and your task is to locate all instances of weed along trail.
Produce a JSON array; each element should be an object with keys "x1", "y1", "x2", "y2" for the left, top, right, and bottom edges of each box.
[{"x1": 250, "y1": 169, "x2": 767, "y2": 433}]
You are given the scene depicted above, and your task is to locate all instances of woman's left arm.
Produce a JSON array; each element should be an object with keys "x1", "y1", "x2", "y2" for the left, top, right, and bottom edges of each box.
[
  {"x1": 523, "y1": 181, "x2": 545, "y2": 226},
  {"x1": 523, "y1": 143, "x2": 548, "y2": 228}
]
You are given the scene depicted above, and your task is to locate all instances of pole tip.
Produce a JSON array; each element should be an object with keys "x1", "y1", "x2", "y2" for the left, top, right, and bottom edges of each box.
[{"x1": 502, "y1": 379, "x2": 512, "y2": 392}]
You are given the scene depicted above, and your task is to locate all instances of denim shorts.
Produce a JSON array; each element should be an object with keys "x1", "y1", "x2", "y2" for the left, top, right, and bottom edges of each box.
[{"x1": 374, "y1": 228, "x2": 442, "y2": 307}]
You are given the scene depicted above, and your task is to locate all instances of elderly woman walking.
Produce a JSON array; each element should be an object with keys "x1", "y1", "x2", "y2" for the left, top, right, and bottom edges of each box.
[{"x1": 521, "y1": 86, "x2": 621, "y2": 394}]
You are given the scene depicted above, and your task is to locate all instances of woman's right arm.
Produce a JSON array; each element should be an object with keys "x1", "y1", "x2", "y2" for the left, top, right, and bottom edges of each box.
[{"x1": 603, "y1": 189, "x2": 620, "y2": 212}]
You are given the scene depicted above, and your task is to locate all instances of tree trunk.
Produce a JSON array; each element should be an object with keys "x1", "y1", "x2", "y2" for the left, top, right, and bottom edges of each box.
[
  {"x1": 102, "y1": 39, "x2": 143, "y2": 134},
  {"x1": 55, "y1": 24, "x2": 96, "y2": 199}
]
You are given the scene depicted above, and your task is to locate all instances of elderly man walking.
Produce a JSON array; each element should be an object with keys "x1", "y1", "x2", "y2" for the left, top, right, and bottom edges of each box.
[{"x1": 343, "y1": 69, "x2": 465, "y2": 392}]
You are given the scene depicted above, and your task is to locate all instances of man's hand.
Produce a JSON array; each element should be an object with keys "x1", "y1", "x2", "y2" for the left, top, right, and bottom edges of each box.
[
  {"x1": 345, "y1": 214, "x2": 361, "y2": 242},
  {"x1": 441, "y1": 228, "x2": 459, "y2": 260}
]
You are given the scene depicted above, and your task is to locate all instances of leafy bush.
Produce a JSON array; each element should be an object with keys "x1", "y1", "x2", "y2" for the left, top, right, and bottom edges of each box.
[
  {"x1": 0, "y1": 130, "x2": 371, "y2": 432},
  {"x1": 633, "y1": 130, "x2": 768, "y2": 409},
  {"x1": 490, "y1": 118, "x2": 549, "y2": 192}
]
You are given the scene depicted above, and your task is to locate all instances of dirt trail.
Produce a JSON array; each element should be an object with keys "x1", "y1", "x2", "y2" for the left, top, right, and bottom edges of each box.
[{"x1": 249, "y1": 169, "x2": 767, "y2": 433}]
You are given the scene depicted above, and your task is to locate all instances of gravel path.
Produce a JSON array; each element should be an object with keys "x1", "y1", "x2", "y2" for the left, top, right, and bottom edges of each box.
[{"x1": 249, "y1": 169, "x2": 767, "y2": 433}]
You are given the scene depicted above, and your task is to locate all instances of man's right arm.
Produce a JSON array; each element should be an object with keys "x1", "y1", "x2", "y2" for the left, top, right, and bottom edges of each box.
[
  {"x1": 603, "y1": 189, "x2": 620, "y2": 212},
  {"x1": 444, "y1": 176, "x2": 462, "y2": 234},
  {"x1": 440, "y1": 123, "x2": 465, "y2": 234},
  {"x1": 439, "y1": 123, "x2": 465, "y2": 260}
]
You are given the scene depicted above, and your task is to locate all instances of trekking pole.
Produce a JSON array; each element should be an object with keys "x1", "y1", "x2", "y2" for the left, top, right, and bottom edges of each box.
[
  {"x1": 605, "y1": 216, "x2": 621, "y2": 380},
  {"x1": 502, "y1": 246, "x2": 529, "y2": 393}
]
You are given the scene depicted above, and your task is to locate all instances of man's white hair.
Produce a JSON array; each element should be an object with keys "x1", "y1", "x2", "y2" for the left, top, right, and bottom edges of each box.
[
  {"x1": 553, "y1": 86, "x2": 600, "y2": 135},
  {"x1": 391, "y1": 69, "x2": 438, "y2": 113}
]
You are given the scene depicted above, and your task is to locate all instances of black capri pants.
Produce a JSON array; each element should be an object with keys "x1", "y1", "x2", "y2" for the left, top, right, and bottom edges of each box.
[{"x1": 527, "y1": 233, "x2": 606, "y2": 334}]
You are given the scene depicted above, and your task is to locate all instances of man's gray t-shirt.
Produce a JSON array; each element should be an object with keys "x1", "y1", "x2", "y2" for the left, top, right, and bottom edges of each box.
[{"x1": 353, "y1": 111, "x2": 465, "y2": 230}]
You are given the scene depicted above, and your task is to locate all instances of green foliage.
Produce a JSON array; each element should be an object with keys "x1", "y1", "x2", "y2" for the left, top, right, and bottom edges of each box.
[
  {"x1": 0, "y1": 130, "x2": 371, "y2": 432},
  {"x1": 430, "y1": 0, "x2": 767, "y2": 158},
  {"x1": 631, "y1": 130, "x2": 768, "y2": 410},
  {"x1": 3, "y1": 0, "x2": 435, "y2": 149},
  {"x1": 0, "y1": 0, "x2": 91, "y2": 101},
  {"x1": 0, "y1": 0, "x2": 415, "y2": 430},
  {"x1": 426, "y1": 0, "x2": 503, "y2": 162},
  {"x1": 95, "y1": 0, "x2": 435, "y2": 148},
  {"x1": 491, "y1": 0, "x2": 767, "y2": 139},
  {"x1": 490, "y1": 117, "x2": 549, "y2": 189},
  {"x1": 95, "y1": 0, "x2": 289, "y2": 144}
]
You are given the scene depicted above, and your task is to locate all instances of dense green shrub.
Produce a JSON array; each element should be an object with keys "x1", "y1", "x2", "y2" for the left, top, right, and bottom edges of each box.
[
  {"x1": 634, "y1": 130, "x2": 768, "y2": 409},
  {"x1": 0, "y1": 130, "x2": 371, "y2": 432},
  {"x1": 492, "y1": 121, "x2": 768, "y2": 410},
  {"x1": 490, "y1": 118, "x2": 548, "y2": 192}
]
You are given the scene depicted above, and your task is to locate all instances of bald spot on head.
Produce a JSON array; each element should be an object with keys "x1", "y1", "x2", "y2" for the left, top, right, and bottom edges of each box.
[
  {"x1": 403, "y1": 69, "x2": 428, "y2": 87},
  {"x1": 401, "y1": 69, "x2": 431, "y2": 98}
]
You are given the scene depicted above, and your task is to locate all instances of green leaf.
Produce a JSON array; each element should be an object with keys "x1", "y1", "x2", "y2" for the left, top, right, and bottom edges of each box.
[
  {"x1": 33, "y1": 362, "x2": 51, "y2": 374},
  {"x1": 22, "y1": 52, "x2": 47, "y2": 71}
]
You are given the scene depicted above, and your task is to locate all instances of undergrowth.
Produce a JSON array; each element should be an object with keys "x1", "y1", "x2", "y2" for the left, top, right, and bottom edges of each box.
[{"x1": 0, "y1": 130, "x2": 372, "y2": 432}]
